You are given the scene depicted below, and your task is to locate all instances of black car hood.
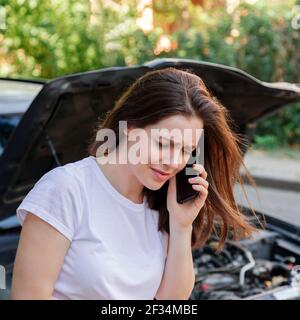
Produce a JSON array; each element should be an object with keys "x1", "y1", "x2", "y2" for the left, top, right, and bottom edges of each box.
[{"x1": 1, "y1": 58, "x2": 300, "y2": 220}]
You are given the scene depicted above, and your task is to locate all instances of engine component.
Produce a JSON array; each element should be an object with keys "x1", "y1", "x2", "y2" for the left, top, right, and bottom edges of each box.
[{"x1": 190, "y1": 232, "x2": 300, "y2": 300}]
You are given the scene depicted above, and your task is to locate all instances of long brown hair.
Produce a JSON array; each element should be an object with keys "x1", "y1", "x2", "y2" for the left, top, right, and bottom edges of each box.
[{"x1": 87, "y1": 67, "x2": 261, "y2": 253}]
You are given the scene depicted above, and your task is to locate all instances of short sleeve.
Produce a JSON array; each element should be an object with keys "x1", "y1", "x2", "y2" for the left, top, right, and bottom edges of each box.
[{"x1": 16, "y1": 167, "x2": 82, "y2": 242}]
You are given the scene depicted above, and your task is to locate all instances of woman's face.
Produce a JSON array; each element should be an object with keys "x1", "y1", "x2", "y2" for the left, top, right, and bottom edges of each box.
[{"x1": 125, "y1": 114, "x2": 204, "y2": 190}]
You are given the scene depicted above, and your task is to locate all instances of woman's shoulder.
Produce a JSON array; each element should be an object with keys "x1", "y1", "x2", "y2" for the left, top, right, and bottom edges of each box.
[
  {"x1": 39, "y1": 156, "x2": 93, "y2": 186},
  {"x1": 15, "y1": 156, "x2": 93, "y2": 241}
]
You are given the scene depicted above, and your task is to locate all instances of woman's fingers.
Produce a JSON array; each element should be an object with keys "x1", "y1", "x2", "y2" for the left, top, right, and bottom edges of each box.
[
  {"x1": 188, "y1": 175, "x2": 209, "y2": 189},
  {"x1": 191, "y1": 184, "x2": 209, "y2": 204},
  {"x1": 192, "y1": 163, "x2": 208, "y2": 179},
  {"x1": 191, "y1": 184, "x2": 208, "y2": 194}
]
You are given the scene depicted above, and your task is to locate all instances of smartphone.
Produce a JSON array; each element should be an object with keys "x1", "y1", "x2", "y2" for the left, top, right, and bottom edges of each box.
[{"x1": 176, "y1": 148, "x2": 201, "y2": 204}]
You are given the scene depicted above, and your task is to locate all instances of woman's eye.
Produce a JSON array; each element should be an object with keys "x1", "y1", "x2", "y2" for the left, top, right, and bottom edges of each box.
[{"x1": 161, "y1": 143, "x2": 170, "y2": 149}]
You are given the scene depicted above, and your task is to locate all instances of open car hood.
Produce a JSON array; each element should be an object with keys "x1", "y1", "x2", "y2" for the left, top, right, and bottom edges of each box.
[{"x1": 1, "y1": 58, "x2": 300, "y2": 220}]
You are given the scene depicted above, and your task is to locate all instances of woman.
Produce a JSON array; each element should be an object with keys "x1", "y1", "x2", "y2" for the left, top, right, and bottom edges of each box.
[{"x1": 11, "y1": 67, "x2": 258, "y2": 300}]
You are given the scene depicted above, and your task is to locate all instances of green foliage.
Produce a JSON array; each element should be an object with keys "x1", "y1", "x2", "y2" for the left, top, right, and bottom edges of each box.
[
  {"x1": 253, "y1": 135, "x2": 280, "y2": 150},
  {"x1": 253, "y1": 102, "x2": 300, "y2": 148}
]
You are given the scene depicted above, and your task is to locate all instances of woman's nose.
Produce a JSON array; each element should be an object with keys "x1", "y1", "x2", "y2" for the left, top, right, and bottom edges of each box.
[{"x1": 161, "y1": 151, "x2": 184, "y2": 170}]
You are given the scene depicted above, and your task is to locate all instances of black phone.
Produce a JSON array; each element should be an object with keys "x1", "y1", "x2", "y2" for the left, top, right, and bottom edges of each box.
[{"x1": 176, "y1": 148, "x2": 201, "y2": 204}]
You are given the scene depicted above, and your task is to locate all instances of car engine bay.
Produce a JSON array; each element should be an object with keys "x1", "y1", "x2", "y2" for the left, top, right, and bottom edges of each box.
[{"x1": 190, "y1": 225, "x2": 300, "y2": 300}]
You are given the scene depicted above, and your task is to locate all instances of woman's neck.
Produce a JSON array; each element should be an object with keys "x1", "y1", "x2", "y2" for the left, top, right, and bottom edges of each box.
[{"x1": 96, "y1": 160, "x2": 145, "y2": 205}]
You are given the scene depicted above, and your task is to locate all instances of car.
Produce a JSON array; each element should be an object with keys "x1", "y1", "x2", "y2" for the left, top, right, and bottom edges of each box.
[{"x1": 0, "y1": 58, "x2": 300, "y2": 300}]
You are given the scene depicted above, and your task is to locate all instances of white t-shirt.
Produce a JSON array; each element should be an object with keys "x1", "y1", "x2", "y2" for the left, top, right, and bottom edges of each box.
[{"x1": 16, "y1": 155, "x2": 169, "y2": 300}]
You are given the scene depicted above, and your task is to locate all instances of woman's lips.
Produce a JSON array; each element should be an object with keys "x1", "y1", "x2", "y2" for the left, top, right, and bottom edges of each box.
[{"x1": 150, "y1": 167, "x2": 171, "y2": 181}]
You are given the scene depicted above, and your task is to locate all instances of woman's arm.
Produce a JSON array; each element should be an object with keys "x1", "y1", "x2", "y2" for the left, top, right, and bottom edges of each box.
[
  {"x1": 11, "y1": 212, "x2": 71, "y2": 300},
  {"x1": 155, "y1": 223, "x2": 195, "y2": 300},
  {"x1": 155, "y1": 164, "x2": 208, "y2": 300}
]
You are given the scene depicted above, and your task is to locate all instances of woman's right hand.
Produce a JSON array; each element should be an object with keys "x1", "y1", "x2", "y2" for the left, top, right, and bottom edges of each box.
[{"x1": 11, "y1": 212, "x2": 71, "y2": 300}]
